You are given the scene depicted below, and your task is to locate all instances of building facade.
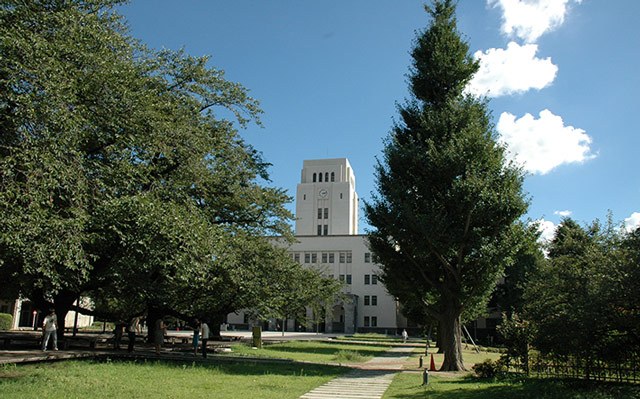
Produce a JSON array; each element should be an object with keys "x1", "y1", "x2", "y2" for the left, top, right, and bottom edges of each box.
[{"x1": 227, "y1": 158, "x2": 406, "y2": 334}]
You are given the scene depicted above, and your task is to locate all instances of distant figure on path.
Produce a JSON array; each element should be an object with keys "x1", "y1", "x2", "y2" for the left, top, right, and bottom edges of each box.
[
  {"x1": 200, "y1": 321, "x2": 210, "y2": 358},
  {"x1": 401, "y1": 329, "x2": 408, "y2": 344},
  {"x1": 154, "y1": 318, "x2": 167, "y2": 355},
  {"x1": 41, "y1": 309, "x2": 58, "y2": 351},
  {"x1": 192, "y1": 318, "x2": 201, "y2": 356},
  {"x1": 127, "y1": 315, "x2": 142, "y2": 353}
]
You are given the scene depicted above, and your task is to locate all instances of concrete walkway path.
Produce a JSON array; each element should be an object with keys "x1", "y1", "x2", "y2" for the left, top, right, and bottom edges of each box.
[{"x1": 300, "y1": 346, "x2": 414, "y2": 399}]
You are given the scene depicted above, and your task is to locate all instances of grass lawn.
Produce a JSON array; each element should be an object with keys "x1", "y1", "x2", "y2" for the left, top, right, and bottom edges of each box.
[
  {"x1": 335, "y1": 333, "x2": 426, "y2": 344},
  {"x1": 383, "y1": 373, "x2": 640, "y2": 399},
  {"x1": 227, "y1": 340, "x2": 392, "y2": 363},
  {"x1": 0, "y1": 359, "x2": 348, "y2": 399},
  {"x1": 405, "y1": 346, "x2": 502, "y2": 370}
]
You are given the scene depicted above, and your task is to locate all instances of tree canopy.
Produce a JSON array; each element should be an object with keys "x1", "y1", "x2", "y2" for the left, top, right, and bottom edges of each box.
[
  {"x1": 364, "y1": 0, "x2": 528, "y2": 371},
  {"x1": 0, "y1": 0, "x2": 337, "y2": 336}
]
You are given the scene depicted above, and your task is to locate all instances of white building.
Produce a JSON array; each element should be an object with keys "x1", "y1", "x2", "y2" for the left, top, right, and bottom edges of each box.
[{"x1": 227, "y1": 158, "x2": 406, "y2": 334}]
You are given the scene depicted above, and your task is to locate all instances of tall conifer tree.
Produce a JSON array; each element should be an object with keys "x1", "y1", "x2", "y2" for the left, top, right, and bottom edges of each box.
[{"x1": 365, "y1": 0, "x2": 528, "y2": 371}]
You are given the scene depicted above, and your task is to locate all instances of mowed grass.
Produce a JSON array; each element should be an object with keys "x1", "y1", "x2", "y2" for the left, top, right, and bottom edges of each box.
[
  {"x1": 0, "y1": 359, "x2": 348, "y2": 399},
  {"x1": 228, "y1": 340, "x2": 391, "y2": 363},
  {"x1": 406, "y1": 346, "x2": 502, "y2": 370},
  {"x1": 383, "y1": 372, "x2": 640, "y2": 399},
  {"x1": 335, "y1": 333, "x2": 425, "y2": 343}
]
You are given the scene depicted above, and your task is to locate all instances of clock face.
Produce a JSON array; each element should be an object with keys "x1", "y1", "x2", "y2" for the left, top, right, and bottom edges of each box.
[{"x1": 318, "y1": 189, "x2": 328, "y2": 199}]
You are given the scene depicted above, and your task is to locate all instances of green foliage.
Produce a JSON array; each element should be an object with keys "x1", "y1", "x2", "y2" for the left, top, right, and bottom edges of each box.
[
  {"x1": 497, "y1": 312, "x2": 535, "y2": 374},
  {"x1": 472, "y1": 358, "x2": 507, "y2": 379},
  {"x1": 524, "y1": 218, "x2": 640, "y2": 363},
  {"x1": 0, "y1": 313, "x2": 12, "y2": 330},
  {"x1": 0, "y1": 0, "x2": 335, "y2": 333},
  {"x1": 364, "y1": 0, "x2": 528, "y2": 371}
]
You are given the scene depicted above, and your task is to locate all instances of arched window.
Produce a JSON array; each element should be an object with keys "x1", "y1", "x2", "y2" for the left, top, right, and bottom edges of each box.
[
  {"x1": 319, "y1": 173, "x2": 323, "y2": 182},
  {"x1": 331, "y1": 172, "x2": 335, "y2": 182},
  {"x1": 325, "y1": 172, "x2": 329, "y2": 182},
  {"x1": 313, "y1": 173, "x2": 317, "y2": 182}
]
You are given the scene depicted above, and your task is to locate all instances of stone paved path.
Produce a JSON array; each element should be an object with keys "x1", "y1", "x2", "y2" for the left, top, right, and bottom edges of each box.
[{"x1": 300, "y1": 346, "x2": 413, "y2": 399}]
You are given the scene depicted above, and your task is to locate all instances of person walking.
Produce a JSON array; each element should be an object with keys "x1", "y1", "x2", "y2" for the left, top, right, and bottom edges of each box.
[
  {"x1": 401, "y1": 329, "x2": 408, "y2": 344},
  {"x1": 192, "y1": 318, "x2": 201, "y2": 356},
  {"x1": 127, "y1": 315, "x2": 142, "y2": 353},
  {"x1": 41, "y1": 309, "x2": 58, "y2": 351},
  {"x1": 154, "y1": 318, "x2": 167, "y2": 355},
  {"x1": 200, "y1": 321, "x2": 210, "y2": 358}
]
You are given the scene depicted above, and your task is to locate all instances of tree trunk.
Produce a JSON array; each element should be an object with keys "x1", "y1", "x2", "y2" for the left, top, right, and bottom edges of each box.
[
  {"x1": 439, "y1": 305, "x2": 465, "y2": 371},
  {"x1": 209, "y1": 314, "x2": 224, "y2": 339},
  {"x1": 146, "y1": 306, "x2": 163, "y2": 343}
]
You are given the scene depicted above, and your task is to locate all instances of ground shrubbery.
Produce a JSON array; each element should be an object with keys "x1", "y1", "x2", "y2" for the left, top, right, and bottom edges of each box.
[{"x1": 0, "y1": 313, "x2": 12, "y2": 331}]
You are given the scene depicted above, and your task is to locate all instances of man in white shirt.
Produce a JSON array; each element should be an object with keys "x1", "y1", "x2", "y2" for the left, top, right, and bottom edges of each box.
[
  {"x1": 200, "y1": 322, "x2": 210, "y2": 358},
  {"x1": 41, "y1": 309, "x2": 58, "y2": 351}
]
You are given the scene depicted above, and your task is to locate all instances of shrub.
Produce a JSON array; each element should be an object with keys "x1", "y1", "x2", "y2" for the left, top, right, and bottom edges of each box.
[
  {"x1": 0, "y1": 313, "x2": 13, "y2": 331},
  {"x1": 472, "y1": 358, "x2": 507, "y2": 379}
]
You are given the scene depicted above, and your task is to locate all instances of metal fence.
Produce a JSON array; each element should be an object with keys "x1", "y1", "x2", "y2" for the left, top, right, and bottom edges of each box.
[{"x1": 507, "y1": 355, "x2": 640, "y2": 384}]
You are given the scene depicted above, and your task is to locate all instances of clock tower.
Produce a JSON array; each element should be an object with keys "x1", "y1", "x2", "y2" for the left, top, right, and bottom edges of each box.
[{"x1": 295, "y1": 158, "x2": 359, "y2": 236}]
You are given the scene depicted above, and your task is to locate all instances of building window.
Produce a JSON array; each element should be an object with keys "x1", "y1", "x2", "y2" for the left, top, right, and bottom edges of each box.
[
  {"x1": 364, "y1": 253, "x2": 371, "y2": 263},
  {"x1": 319, "y1": 172, "x2": 323, "y2": 182},
  {"x1": 324, "y1": 208, "x2": 329, "y2": 219},
  {"x1": 364, "y1": 295, "x2": 370, "y2": 306},
  {"x1": 322, "y1": 253, "x2": 328, "y2": 263},
  {"x1": 294, "y1": 253, "x2": 300, "y2": 263},
  {"x1": 303, "y1": 194, "x2": 306, "y2": 200},
  {"x1": 317, "y1": 225, "x2": 322, "y2": 236},
  {"x1": 340, "y1": 193, "x2": 343, "y2": 199},
  {"x1": 331, "y1": 172, "x2": 335, "y2": 182},
  {"x1": 339, "y1": 253, "x2": 345, "y2": 263},
  {"x1": 339, "y1": 274, "x2": 345, "y2": 282},
  {"x1": 364, "y1": 316, "x2": 370, "y2": 327},
  {"x1": 311, "y1": 253, "x2": 317, "y2": 263},
  {"x1": 325, "y1": 172, "x2": 329, "y2": 182},
  {"x1": 372, "y1": 275, "x2": 378, "y2": 285},
  {"x1": 364, "y1": 275, "x2": 370, "y2": 285},
  {"x1": 371, "y1": 317, "x2": 377, "y2": 327},
  {"x1": 323, "y1": 225, "x2": 328, "y2": 235},
  {"x1": 329, "y1": 253, "x2": 335, "y2": 263},
  {"x1": 317, "y1": 208, "x2": 322, "y2": 219},
  {"x1": 346, "y1": 274, "x2": 352, "y2": 284},
  {"x1": 346, "y1": 253, "x2": 352, "y2": 263},
  {"x1": 304, "y1": 253, "x2": 310, "y2": 263},
  {"x1": 313, "y1": 173, "x2": 317, "y2": 182},
  {"x1": 372, "y1": 296, "x2": 377, "y2": 306}
]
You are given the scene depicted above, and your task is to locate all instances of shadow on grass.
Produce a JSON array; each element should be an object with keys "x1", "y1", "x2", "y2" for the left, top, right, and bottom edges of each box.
[
  {"x1": 388, "y1": 374, "x2": 640, "y2": 399},
  {"x1": 245, "y1": 342, "x2": 391, "y2": 359},
  {"x1": 99, "y1": 357, "x2": 351, "y2": 378}
]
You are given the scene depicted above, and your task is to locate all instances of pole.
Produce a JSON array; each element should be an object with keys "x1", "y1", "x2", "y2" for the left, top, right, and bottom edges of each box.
[
  {"x1": 73, "y1": 297, "x2": 79, "y2": 337},
  {"x1": 463, "y1": 324, "x2": 479, "y2": 353}
]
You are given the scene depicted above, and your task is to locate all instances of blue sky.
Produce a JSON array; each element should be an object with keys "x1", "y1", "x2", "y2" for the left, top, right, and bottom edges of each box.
[{"x1": 120, "y1": 0, "x2": 640, "y2": 238}]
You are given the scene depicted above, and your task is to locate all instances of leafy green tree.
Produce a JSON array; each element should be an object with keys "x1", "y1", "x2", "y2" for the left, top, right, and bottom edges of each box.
[
  {"x1": 492, "y1": 223, "x2": 545, "y2": 316},
  {"x1": 364, "y1": 0, "x2": 528, "y2": 371},
  {"x1": 527, "y1": 218, "x2": 640, "y2": 364},
  {"x1": 0, "y1": 0, "x2": 309, "y2": 339},
  {"x1": 525, "y1": 218, "x2": 615, "y2": 364}
]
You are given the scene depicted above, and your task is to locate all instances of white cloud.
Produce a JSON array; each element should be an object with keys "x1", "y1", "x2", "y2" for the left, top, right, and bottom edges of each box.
[
  {"x1": 467, "y1": 42, "x2": 557, "y2": 97},
  {"x1": 531, "y1": 219, "x2": 557, "y2": 243},
  {"x1": 554, "y1": 210, "x2": 572, "y2": 217},
  {"x1": 497, "y1": 109, "x2": 595, "y2": 174},
  {"x1": 489, "y1": 0, "x2": 582, "y2": 43},
  {"x1": 624, "y1": 212, "x2": 640, "y2": 233}
]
